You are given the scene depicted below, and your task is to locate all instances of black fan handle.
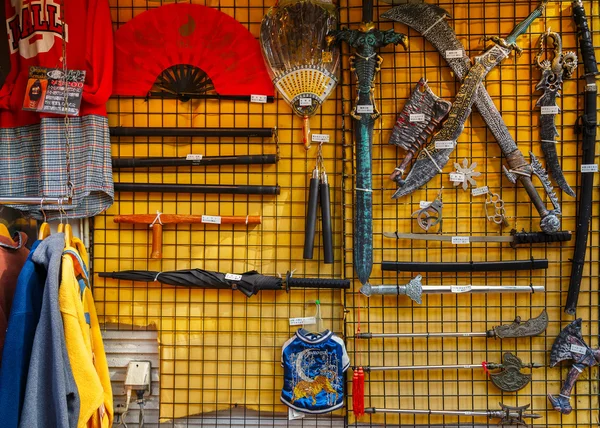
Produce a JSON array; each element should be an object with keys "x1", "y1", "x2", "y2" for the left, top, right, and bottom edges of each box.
[
  {"x1": 285, "y1": 272, "x2": 350, "y2": 290},
  {"x1": 320, "y1": 175, "x2": 334, "y2": 264},
  {"x1": 303, "y1": 169, "x2": 320, "y2": 259}
]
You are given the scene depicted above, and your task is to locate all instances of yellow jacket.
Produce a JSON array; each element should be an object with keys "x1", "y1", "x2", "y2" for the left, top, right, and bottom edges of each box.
[{"x1": 59, "y1": 245, "x2": 113, "y2": 428}]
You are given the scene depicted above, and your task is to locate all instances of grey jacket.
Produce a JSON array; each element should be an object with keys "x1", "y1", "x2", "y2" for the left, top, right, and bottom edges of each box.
[{"x1": 19, "y1": 234, "x2": 79, "y2": 428}]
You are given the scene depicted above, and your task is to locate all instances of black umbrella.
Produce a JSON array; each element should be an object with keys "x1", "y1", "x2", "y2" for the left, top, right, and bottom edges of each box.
[{"x1": 98, "y1": 269, "x2": 349, "y2": 298}]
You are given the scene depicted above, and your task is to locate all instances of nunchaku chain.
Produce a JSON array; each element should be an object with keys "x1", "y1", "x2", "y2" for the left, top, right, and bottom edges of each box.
[{"x1": 61, "y1": 4, "x2": 74, "y2": 203}]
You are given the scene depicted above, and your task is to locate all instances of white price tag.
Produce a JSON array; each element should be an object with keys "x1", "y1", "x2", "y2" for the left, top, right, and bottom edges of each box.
[
  {"x1": 541, "y1": 105, "x2": 560, "y2": 115},
  {"x1": 299, "y1": 97, "x2": 312, "y2": 106},
  {"x1": 409, "y1": 113, "x2": 426, "y2": 122},
  {"x1": 202, "y1": 215, "x2": 222, "y2": 224},
  {"x1": 419, "y1": 201, "x2": 431, "y2": 209},
  {"x1": 311, "y1": 133, "x2": 330, "y2": 143},
  {"x1": 570, "y1": 344, "x2": 587, "y2": 355},
  {"x1": 471, "y1": 186, "x2": 489, "y2": 196},
  {"x1": 586, "y1": 83, "x2": 597, "y2": 91},
  {"x1": 289, "y1": 317, "x2": 317, "y2": 326},
  {"x1": 356, "y1": 105, "x2": 374, "y2": 114},
  {"x1": 451, "y1": 285, "x2": 472, "y2": 293},
  {"x1": 250, "y1": 94, "x2": 268, "y2": 103},
  {"x1": 186, "y1": 154, "x2": 203, "y2": 161},
  {"x1": 581, "y1": 164, "x2": 598, "y2": 173},
  {"x1": 450, "y1": 172, "x2": 465, "y2": 182},
  {"x1": 451, "y1": 236, "x2": 470, "y2": 245},
  {"x1": 435, "y1": 140, "x2": 455, "y2": 149},
  {"x1": 225, "y1": 273, "x2": 243, "y2": 281},
  {"x1": 445, "y1": 49, "x2": 463, "y2": 59}
]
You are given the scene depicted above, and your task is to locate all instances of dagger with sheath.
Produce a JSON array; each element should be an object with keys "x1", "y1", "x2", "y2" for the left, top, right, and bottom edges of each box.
[
  {"x1": 360, "y1": 352, "x2": 541, "y2": 392},
  {"x1": 565, "y1": 0, "x2": 599, "y2": 315},
  {"x1": 355, "y1": 310, "x2": 548, "y2": 340},
  {"x1": 360, "y1": 275, "x2": 544, "y2": 304},
  {"x1": 383, "y1": 229, "x2": 572, "y2": 248},
  {"x1": 328, "y1": 1, "x2": 407, "y2": 286},
  {"x1": 383, "y1": 1, "x2": 563, "y2": 234}
]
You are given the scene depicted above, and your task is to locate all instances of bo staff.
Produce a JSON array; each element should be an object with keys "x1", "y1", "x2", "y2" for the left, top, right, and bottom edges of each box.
[
  {"x1": 565, "y1": 0, "x2": 599, "y2": 315},
  {"x1": 110, "y1": 127, "x2": 274, "y2": 138},
  {"x1": 114, "y1": 183, "x2": 280, "y2": 195},
  {"x1": 114, "y1": 214, "x2": 261, "y2": 258},
  {"x1": 112, "y1": 154, "x2": 278, "y2": 169}
]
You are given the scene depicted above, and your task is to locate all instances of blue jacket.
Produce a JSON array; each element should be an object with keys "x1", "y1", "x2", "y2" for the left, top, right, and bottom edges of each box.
[{"x1": 0, "y1": 240, "x2": 43, "y2": 428}]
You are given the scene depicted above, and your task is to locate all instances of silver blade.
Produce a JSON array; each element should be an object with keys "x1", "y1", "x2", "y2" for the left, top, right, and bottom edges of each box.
[
  {"x1": 392, "y1": 147, "x2": 453, "y2": 198},
  {"x1": 382, "y1": 232, "x2": 514, "y2": 242}
]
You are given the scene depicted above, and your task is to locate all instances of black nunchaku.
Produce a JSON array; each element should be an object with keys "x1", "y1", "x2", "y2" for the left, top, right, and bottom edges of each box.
[{"x1": 303, "y1": 147, "x2": 333, "y2": 264}]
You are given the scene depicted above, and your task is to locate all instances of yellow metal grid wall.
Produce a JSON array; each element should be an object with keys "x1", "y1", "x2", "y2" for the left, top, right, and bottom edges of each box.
[{"x1": 93, "y1": 0, "x2": 600, "y2": 426}]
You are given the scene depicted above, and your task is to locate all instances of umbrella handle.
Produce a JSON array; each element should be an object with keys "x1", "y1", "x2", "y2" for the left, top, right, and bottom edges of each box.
[{"x1": 285, "y1": 271, "x2": 350, "y2": 291}]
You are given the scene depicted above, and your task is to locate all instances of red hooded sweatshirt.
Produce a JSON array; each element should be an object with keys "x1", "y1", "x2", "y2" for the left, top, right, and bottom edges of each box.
[{"x1": 0, "y1": 0, "x2": 113, "y2": 128}]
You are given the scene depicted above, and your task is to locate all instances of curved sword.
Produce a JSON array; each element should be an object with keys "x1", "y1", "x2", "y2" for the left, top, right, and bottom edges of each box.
[{"x1": 382, "y1": 1, "x2": 561, "y2": 233}]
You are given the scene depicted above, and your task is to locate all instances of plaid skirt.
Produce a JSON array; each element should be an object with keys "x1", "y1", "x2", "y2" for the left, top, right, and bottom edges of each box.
[{"x1": 0, "y1": 115, "x2": 114, "y2": 219}]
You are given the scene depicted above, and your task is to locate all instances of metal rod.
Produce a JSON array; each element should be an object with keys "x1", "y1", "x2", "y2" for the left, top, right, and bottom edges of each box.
[
  {"x1": 365, "y1": 408, "x2": 488, "y2": 417},
  {"x1": 419, "y1": 285, "x2": 545, "y2": 294},
  {"x1": 0, "y1": 197, "x2": 70, "y2": 205},
  {"x1": 357, "y1": 331, "x2": 488, "y2": 339},
  {"x1": 367, "y1": 363, "x2": 483, "y2": 371},
  {"x1": 110, "y1": 127, "x2": 274, "y2": 138}
]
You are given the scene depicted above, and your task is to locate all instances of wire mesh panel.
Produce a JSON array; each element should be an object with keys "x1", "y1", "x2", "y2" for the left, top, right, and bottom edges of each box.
[
  {"x1": 91, "y1": 0, "x2": 600, "y2": 427},
  {"x1": 341, "y1": 1, "x2": 599, "y2": 427}
]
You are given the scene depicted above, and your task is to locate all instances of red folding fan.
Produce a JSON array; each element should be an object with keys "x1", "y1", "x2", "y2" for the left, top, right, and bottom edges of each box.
[{"x1": 112, "y1": 4, "x2": 274, "y2": 101}]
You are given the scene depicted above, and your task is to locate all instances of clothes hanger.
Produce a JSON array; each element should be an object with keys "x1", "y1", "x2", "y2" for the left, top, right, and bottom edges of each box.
[
  {"x1": 303, "y1": 300, "x2": 327, "y2": 335},
  {"x1": 38, "y1": 198, "x2": 51, "y2": 240},
  {"x1": 57, "y1": 198, "x2": 65, "y2": 233}
]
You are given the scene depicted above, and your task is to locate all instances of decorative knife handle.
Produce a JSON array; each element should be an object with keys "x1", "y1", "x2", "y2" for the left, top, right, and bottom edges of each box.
[
  {"x1": 511, "y1": 231, "x2": 572, "y2": 247},
  {"x1": 572, "y1": 0, "x2": 598, "y2": 76},
  {"x1": 285, "y1": 272, "x2": 350, "y2": 290},
  {"x1": 303, "y1": 171, "x2": 320, "y2": 259}
]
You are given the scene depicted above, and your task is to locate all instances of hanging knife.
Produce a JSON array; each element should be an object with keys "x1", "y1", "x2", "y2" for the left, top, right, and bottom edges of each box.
[{"x1": 534, "y1": 30, "x2": 578, "y2": 197}]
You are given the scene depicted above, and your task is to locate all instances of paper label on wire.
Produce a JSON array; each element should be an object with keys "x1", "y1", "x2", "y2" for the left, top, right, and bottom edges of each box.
[
  {"x1": 186, "y1": 154, "x2": 203, "y2": 161},
  {"x1": 299, "y1": 97, "x2": 312, "y2": 106},
  {"x1": 451, "y1": 285, "x2": 472, "y2": 293},
  {"x1": 419, "y1": 201, "x2": 432, "y2": 209},
  {"x1": 471, "y1": 186, "x2": 489, "y2": 196},
  {"x1": 450, "y1": 172, "x2": 465, "y2": 182},
  {"x1": 202, "y1": 215, "x2": 221, "y2": 224},
  {"x1": 311, "y1": 133, "x2": 330, "y2": 143},
  {"x1": 251, "y1": 94, "x2": 268, "y2": 103},
  {"x1": 586, "y1": 83, "x2": 597, "y2": 91},
  {"x1": 570, "y1": 344, "x2": 587, "y2": 355},
  {"x1": 581, "y1": 164, "x2": 598, "y2": 173},
  {"x1": 289, "y1": 317, "x2": 317, "y2": 326},
  {"x1": 451, "y1": 236, "x2": 470, "y2": 245},
  {"x1": 356, "y1": 105, "x2": 374, "y2": 114},
  {"x1": 435, "y1": 140, "x2": 455, "y2": 149},
  {"x1": 445, "y1": 49, "x2": 464, "y2": 59},
  {"x1": 541, "y1": 105, "x2": 560, "y2": 115},
  {"x1": 225, "y1": 273, "x2": 242, "y2": 281},
  {"x1": 409, "y1": 113, "x2": 426, "y2": 122}
]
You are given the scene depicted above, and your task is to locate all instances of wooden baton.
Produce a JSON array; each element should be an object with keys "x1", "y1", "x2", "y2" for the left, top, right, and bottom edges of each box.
[{"x1": 114, "y1": 214, "x2": 261, "y2": 258}]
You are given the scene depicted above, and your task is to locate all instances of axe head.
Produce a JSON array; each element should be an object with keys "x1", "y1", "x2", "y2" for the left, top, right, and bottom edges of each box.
[{"x1": 489, "y1": 353, "x2": 533, "y2": 392}]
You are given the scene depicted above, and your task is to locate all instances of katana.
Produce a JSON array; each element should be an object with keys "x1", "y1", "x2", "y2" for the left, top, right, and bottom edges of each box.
[
  {"x1": 114, "y1": 183, "x2": 280, "y2": 196},
  {"x1": 356, "y1": 310, "x2": 548, "y2": 340},
  {"x1": 360, "y1": 275, "x2": 544, "y2": 304},
  {"x1": 548, "y1": 319, "x2": 600, "y2": 414},
  {"x1": 383, "y1": 230, "x2": 572, "y2": 248},
  {"x1": 328, "y1": 1, "x2": 407, "y2": 286},
  {"x1": 382, "y1": 1, "x2": 563, "y2": 234},
  {"x1": 534, "y1": 29, "x2": 578, "y2": 197},
  {"x1": 565, "y1": 0, "x2": 599, "y2": 315},
  {"x1": 362, "y1": 352, "x2": 541, "y2": 392},
  {"x1": 364, "y1": 403, "x2": 541, "y2": 427}
]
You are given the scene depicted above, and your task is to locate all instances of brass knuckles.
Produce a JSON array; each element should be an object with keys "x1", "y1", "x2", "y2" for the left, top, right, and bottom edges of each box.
[{"x1": 485, "y1": 191, "x2": 509, "y2": 227}]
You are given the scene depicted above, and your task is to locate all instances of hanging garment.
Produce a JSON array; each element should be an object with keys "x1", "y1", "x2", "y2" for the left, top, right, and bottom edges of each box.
[
  {"x1": 0, "y1": 231, "x2": 30, "y2": 359},
  {"x1": 20, "y1": 233, "x2": 80, "y2": 428},
  {"x1": 0, "y1": 240, "x2": 44, "y2": 428},
  {"x1": 280, "y1": 329, "x2": 350, "y2": 414},
  {"x1": 60, "y1": 246, "x2": 112, "y2": 428},
  {"x1": 0, "y1": 0, "x2": 114, "y2": 219}
]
